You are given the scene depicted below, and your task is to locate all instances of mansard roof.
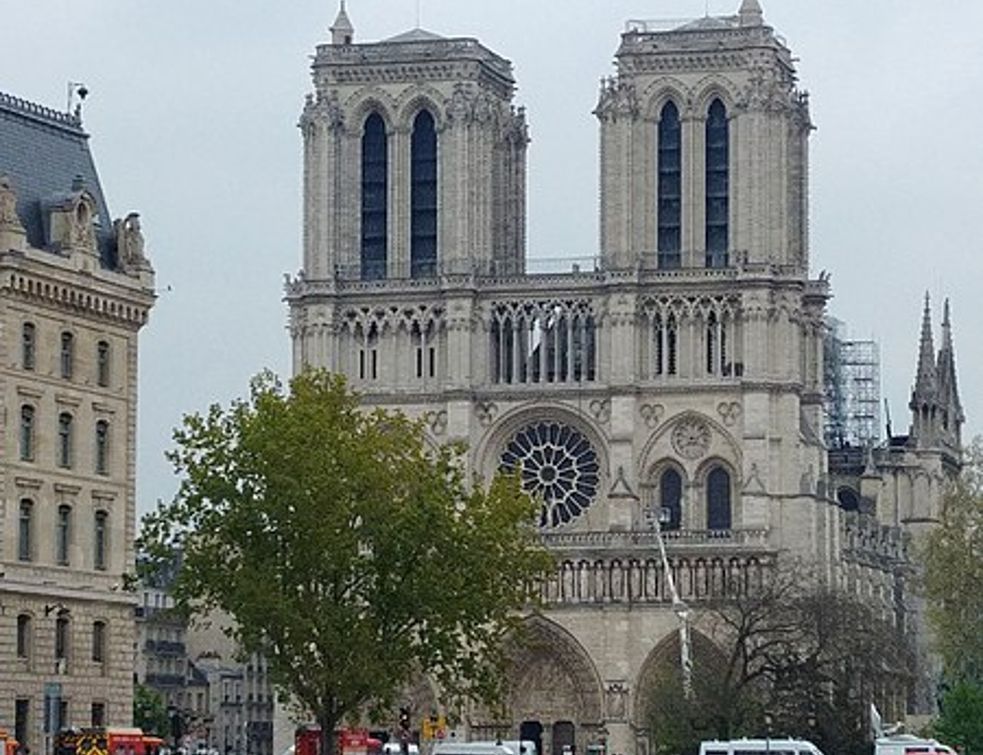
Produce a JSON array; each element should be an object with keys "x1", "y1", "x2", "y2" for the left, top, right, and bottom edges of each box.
[{"x1": 0, "y1": 90, "x2": 116, "y2": 267}]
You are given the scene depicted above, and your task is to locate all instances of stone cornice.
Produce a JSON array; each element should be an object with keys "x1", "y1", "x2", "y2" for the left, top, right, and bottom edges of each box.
[
  {"x1": 286, "y1": 263, "x2": 812, "y2": 305},
  {"x1": 1, "y1": 251, "x2": 154, "y2": 328}
]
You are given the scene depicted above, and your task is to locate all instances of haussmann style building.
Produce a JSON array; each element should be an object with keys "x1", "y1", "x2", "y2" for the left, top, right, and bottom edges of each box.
[
  {"x1": 284, "y1": 2, "x2": 964, "y2": 754},
  {"x1": 0, "y1": 90, "x2": 155, "y2": 751}
]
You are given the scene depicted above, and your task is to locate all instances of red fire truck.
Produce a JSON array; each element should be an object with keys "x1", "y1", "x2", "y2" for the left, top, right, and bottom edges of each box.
[
  {"x1": 54, "y1": 728, "x2": 163, "y2": 755},
  {"x1": 295, "y1": 727, "x2": 384, "y2": 755}
]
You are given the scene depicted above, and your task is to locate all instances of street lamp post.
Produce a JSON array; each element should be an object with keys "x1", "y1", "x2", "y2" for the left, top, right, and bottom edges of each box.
[{"x1": 644, "y1": 504, "x2": 693, "y2": 700}]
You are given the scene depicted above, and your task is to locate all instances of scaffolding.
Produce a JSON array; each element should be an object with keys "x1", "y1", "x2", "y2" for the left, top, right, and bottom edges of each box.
[{"x1": 824, "y1": 318, "x2": 881, "y2": 449}]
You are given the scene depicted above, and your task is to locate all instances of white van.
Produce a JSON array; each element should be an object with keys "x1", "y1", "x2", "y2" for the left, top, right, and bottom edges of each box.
[
  {"x1": 700, "y1": 739, "x2": 826, "y2": 755},
  {"x1": 875, "y1": 735, "x2": 955, "y2": 755},
  {"x1": 382, "y1": 745, "x2": 420, "y2": 755},
  {"x1": 433, "y1": 742, "x2": 536, "y2": 755}
]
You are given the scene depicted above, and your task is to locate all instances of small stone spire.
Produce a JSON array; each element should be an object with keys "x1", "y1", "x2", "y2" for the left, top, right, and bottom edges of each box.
[
  {"x1": 913, "y1": 291, "x2": 937, "y2": 400},
  {"x1": 937, "y1": 298, "x2": 965, "y2": 422},
  {"x1": 941, "y1": 298, "x2": 953, "y2": 354},
  {"x1": 330, "y1": 1, "x2": 354, "y2": 45},
  {"x1": 738, "y1": 0, "x2": 764, "y2": 26}
]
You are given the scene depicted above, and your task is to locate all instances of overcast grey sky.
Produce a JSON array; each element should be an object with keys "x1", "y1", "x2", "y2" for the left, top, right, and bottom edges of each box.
[{"x1": 2, "y1": 0, "x2": 980, "y2": 513}]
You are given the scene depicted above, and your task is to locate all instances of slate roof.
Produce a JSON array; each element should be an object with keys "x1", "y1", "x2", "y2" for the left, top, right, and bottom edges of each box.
[
  {"x1": 0, "y1": 90, "x2": 117, "y2": 267},
  {"x1": 385, "y1": 27, "x2": 446, "y2": 43}
]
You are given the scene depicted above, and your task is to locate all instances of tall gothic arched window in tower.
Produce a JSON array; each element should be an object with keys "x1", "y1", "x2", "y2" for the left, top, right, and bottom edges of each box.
[
  {"x1": 411, "y1": 110, "x2": 438, "y2": 278},
  {"x1": 706, "y1": 466, "x2": 732, "y2": 531},
  {"x1": 705, "y1": 98, "x2": 729, "y2": 267},
  {"x1": 659, "y1": 467, "x2": 683, "y2": 531},
  {"x1": 361, "y1": 113, "x2": 388, "y2": 281},
  {"x1": 658, "y1": 101, "x2": 682, "y2": 269}
]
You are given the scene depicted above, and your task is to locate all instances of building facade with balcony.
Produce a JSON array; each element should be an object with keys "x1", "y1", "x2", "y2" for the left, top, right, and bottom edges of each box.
[
  {"x1": 0, "y1": 90, "x2": 155, "y2": 752},
  {"x1": 285, "y1": 2, "x2": 963, "y2": 754}
]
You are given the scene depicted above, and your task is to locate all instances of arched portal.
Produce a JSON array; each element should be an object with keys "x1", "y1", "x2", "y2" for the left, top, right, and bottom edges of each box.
[
  {"x1": 471, "y1": 616, "x2": 603, "y2": 755},
  {"x1": 632, "y1": 630, "x2": 731, "y2": 754}
]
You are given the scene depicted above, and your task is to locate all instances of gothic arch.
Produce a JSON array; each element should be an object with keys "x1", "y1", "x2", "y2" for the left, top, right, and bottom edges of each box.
[
  {"x1": 691, "y1": 74, "x2": 740, "y2": 115},
  {"x1": 475, "y1": 401, "x2": 611, "y2": 483},
  {"x1": 642, "y1": 78, "x2": 692, "y2": 120},
  {"x1": 637, "y1": 410, "x2": 741, "y2": 482},
  {"x1": 396, "y1": 85, "x2": 448, "y2": 131},
  {"x1": 472, "y1": 614, "x2": 604, "y2": 728},
  {"x1": 345, "y1": 88, "x2": 398, "y2": 131},
  {"x1": 631, "y1": 628, "x2": 727, "y2": 727},
  {"x1": 694, "y1": 455, "x2": 738, "y2": 485}
]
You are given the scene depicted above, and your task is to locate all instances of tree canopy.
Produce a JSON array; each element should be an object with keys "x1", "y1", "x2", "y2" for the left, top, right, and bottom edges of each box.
[
  {"x1": 922, "y1": 436, "x2": 983, "y2": 682},
  {"x1": 921, "y1": 436, "x2": 983, "y2": 752},
  {"x1": 133, "y1": 683, "x2": 170, "y2": 739},
  {"x1": 139, "y1": 370, "x2": 553, "y2": 752},
  {"x1": 644, "y1": 564, "x2": 909, "y2": 755}
]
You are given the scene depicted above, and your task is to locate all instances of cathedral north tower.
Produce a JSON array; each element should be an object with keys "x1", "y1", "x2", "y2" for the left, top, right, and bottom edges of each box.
[{"x1": 299, "y1": 5, "x2": 528, "y2": 283}]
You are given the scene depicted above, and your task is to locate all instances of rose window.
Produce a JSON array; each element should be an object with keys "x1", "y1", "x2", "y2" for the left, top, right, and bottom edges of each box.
[{"x1": 500, "y1": 421, "x2": 600, "y2": 528}]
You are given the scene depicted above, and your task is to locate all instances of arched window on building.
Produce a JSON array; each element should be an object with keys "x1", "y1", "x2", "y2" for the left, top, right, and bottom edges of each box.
[
  {"x1": 361, "y1": 112, "x2": 388, "y2": 281},
  {"x1": 706, "y1": 466, "x2": 732, "y2": 531},
  {"x1": 94, "y1": 510, "x2": 109, "y2": 571},
  {"x1": 55, "y1": 616, "x2": 70, "y2": 663},
  {"x1": 60, "y1": 331, "x2": 74, "y2": 379},
  {"x1": 410, "y1": 110, "x2": 438, "y2": 278},
  {"x1": 58, "y1": 412, "x2": 73, "y2": 468},
  {"x1": 658, "y1": 101, "x2": 682, "y2": 269},
  {"x1": 707, "y1": 311, "x2": 727, "y2": 375},
  {"x1": 18, "y1": 500, "x2": 33, "y2": 562},
  {"x1": 659, "y1": 467, "x2": 683, "y2": 531},
  {"x1": 20, "y1": 405, "x2": 35, "y2": 461},
  {"x1": 705, "y1": 98, "x2": 729, "y2": 268},
  {"x1": 57, "y1": 505, "x2": 72, "y2": 566},
  {"x1": 16, "y1": 614, "x2": 32, "y2": 659},
  {"x1": 97, "y1": 340, "x2": 111, "y2": 387},
  {"x1": 95, "y1": 420, "x2": 110, "y2": 475},
  {"x1": 666, "y1": 313, "x2": 678, "y2": 375},
  {"x1": 22, "y1": 322, "x2": 36, "y2": 371},
  {"x1": 837, "y1": 487, "x2": 860, "y2": 512},
  {"x1": 92, "y1": 621, "x2": 107, "y2": 664}
]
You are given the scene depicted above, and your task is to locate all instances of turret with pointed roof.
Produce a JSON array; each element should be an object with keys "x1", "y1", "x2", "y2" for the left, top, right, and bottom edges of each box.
[
  {"x1": 330, "y1": 1, "x2": 354, "y2": 45},
  {"x1": 936, "y1": 299, "x2": 964, "y2": 444},
  {"x1": 738, "y1": 0, "x2": 764, "y2": 26},
  {"x1": 912, "y1": 292, "x2": 937, "y2": 402},
  {"x1": 909, "y1": 293, "x2": 962, "y2": 460}
]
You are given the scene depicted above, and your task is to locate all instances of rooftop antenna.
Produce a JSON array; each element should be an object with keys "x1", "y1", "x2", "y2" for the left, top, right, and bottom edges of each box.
[{"x1": 884, "y1": 398, "x2": 893, "y2": 439}]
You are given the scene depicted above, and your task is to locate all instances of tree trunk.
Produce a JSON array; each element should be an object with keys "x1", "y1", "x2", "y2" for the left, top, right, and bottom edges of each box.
[{"x1": 318, "y1": 711, "x2": 338, "y2": 755}]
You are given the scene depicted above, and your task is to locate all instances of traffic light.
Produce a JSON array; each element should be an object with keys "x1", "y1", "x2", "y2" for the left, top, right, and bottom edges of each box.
[{"x1": 399, "y1": 707, "x2": 411, "y2": 733}]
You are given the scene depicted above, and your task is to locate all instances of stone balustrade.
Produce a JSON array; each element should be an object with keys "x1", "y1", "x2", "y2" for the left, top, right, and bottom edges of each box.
[{"x1": 538, "y1": 528, "x2": 774, "y2": 605}]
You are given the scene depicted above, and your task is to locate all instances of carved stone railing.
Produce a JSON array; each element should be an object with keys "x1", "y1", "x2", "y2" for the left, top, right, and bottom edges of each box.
[
  {"x1": 543, "y1": 527, "x2": 770, "y2": 551},
  {"x1": 0, "y1": 91, "x2": 81, "y2": 129},
  {"x1": 537, "y1": 528, "x2": 774, "y2": 605},
  {"x1": 840, "y1": 512, "x2": 909, "y2": 571}
]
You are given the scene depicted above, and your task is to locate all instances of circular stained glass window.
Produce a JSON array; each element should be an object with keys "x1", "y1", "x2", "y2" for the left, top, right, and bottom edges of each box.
[{"x1": 500, "y1": 421, "x2": 600, "y2": 528}]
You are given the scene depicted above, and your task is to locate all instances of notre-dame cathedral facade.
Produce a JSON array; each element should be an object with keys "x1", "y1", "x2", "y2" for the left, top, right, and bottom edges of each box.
[{"x1": 285, "y1": 2, "x2": 964, "y2": 753}]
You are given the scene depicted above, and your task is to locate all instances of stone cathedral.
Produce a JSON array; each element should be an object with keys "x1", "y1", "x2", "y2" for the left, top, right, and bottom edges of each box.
[{"x1": 285, "y1": 2, "x2": 964, "y2": 754}]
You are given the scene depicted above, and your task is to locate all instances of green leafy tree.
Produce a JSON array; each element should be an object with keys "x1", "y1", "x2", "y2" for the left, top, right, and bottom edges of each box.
[
  {"x1": 139, "y1": 370, "x2": 552, "y2": 755},
  {"x1": 644, "y1": 564, "x2": 909, "y2": 755},
  {"x1": 932, "y1": 680, "x2": 983, "y2": 754},
  {"x1": 923, "y1": 437, "x2": 983, "y2": 682},
  {"x1": 133, "y1": 683, "x2": 170, "y2": 738}
]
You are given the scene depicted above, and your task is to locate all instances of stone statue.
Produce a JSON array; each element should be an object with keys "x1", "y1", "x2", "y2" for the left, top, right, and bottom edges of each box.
[
  {"x1": 0, "y1": 175, "x2": 20, "y2": 227},
  {"x1": 115, "y1": 212, "x2": 146, "y2": 269}
]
